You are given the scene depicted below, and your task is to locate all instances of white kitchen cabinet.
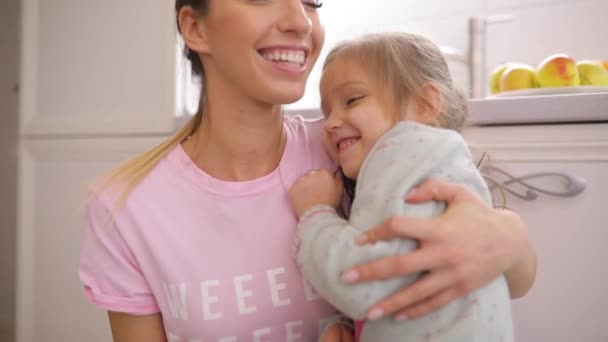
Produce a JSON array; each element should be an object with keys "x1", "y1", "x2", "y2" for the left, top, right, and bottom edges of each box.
[
  {"x1": 19, "y1": 0, "x2": 176, "y2": 137},
  {"x1": 16, "y1": 137, "x2": 166, "y2": 342},
  {"x1": 464, "y1": 123, "x2": 608, "y2": 342},
  {"x1": 16, "y1": 1, "x2": 178, "y2": 340}
]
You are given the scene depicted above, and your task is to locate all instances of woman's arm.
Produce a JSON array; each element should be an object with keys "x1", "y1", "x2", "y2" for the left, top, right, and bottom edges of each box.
[
  {"x1": 499, "y1": 209, "x2": 537, "y2": 298},
  {"x1": 345, "y1": 179, "x2": 538, "y2": 320},
  {"x1": 108, "y1": 312, "x2": 167, "y2": 342}
]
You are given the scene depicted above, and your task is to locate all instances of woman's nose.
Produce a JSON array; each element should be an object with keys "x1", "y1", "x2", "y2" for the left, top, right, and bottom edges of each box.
[{"x1": 277, "y1": 0, "x2": 313, "y2": 36}]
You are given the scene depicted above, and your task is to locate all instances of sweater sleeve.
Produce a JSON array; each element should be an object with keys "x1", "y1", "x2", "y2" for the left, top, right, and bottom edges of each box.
[{"x1": 295, "y1": 122, "x2": 491, "y2": 320}]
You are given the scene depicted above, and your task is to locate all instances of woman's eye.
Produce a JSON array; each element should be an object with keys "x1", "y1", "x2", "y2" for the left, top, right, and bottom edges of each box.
[
  {"x1": 346, "y1": 96, "x2": 364, "y2": 106},
  {"x1": 302, "y1": 0, "x2": 323, "y2": 9}
]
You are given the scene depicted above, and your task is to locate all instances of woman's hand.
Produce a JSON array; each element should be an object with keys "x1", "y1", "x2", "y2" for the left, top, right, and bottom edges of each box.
[
  {"x1": 288, "y1": 169, "x2": 343, "y2": 218},
  {"x1": 343, "y1": 179, "x2": 536, "y2": 321}
]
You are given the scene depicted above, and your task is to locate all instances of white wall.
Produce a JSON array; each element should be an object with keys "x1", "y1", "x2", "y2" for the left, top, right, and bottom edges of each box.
[
  {"x1": 484, "y1": 0, "x2": 608, "y2": 75},
  {"x1": 0, "y1": 0, "x2": 19, "y2": 340},
  {"x1": 288, "y1": 0, "x2": 608, "y2": 110}
]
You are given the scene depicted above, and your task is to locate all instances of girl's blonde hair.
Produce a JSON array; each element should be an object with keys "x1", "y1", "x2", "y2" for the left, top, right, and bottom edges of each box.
[
  {"x1": 329, "y1": 33, "x2": 509, "y2": 208},
  {"x1": 323, "y1": 32, "x2": 468, "y2": 131}
]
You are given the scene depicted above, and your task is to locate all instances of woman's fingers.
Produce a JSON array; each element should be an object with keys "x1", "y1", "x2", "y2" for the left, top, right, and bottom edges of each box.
[
  {"x1": 366, "y1": 269, "x2": 456, "y2": 319},
  {"x1": 343, "y1": 247, "x2": 445, "y2": 284},
  {"x1": 394, "y1": 287, "x2": 465, "y2": 320},
  {"x1": 405, "y1": 178, "x2": 478, "y2": 204},
  {"x1": 356, "y1": 216, "x2": 435, "y2": 245}
]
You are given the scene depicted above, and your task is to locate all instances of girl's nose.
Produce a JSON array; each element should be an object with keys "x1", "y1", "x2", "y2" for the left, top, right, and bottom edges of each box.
[{"x1": 323, "y1": 112, "x2": 342, "y2": 133}]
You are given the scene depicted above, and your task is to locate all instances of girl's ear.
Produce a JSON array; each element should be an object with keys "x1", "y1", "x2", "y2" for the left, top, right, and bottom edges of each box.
[
  {"x1": 411, "y1": 83, "x2": 443, "y2": 125},
  {"x1": 178, "y1": 6, "x2": 211, "y2": 55}
]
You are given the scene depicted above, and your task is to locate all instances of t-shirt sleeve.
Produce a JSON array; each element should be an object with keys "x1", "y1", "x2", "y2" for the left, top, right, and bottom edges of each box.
[{"x1": 79, "y1": 195, "x2": 160, "y2": 315}]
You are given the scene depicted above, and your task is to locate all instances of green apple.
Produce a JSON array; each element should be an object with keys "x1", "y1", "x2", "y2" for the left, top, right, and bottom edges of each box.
[
  {"x1": 489, "y1": 63, "x2": 511, "y2": 94},
  {"x1": 592, "y1": 60, "x2": 608, "y2": 71},
  {"x1": 499, "y1": 64, "x2": 539, "y2": 92},
  {"x1": 577, "y1": 60, "x2": 608, "y2": 86},
  {"x1": 536, "y1": 54, "x2": 580, "y2": 87}
]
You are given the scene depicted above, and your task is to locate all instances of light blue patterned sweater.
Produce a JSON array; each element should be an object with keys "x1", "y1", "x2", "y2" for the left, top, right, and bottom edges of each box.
[{"x1": 296, "y1": 121, "x2": 514, "y2": 342}]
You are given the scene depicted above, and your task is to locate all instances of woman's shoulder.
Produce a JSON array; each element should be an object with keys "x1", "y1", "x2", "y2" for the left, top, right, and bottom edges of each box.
[
  {"x1": 284, "y1": 114, "x2": 325, "y2": 137},
  {"x1": 284, "y1": 114, "x2": 335, "y2": 171},
  {"x1": 283, "y1": 114, "x2": 325, "y2": 154},
  {"x1": 87, "y1": 145, "x2": 185, "y2": 218}
]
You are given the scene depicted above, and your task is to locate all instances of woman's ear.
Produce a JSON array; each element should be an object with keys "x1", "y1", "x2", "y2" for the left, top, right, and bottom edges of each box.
[
  {"x1": 178, "y1": 6, "x2": 211, "y2": 55},
  {"x1": 412, "y1": 83, "x2": 443, "y2": 125}
]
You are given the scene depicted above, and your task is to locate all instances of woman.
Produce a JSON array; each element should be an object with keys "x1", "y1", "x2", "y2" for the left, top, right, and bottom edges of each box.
[{"x1": 79, "y1": 1, "x2": 536, "y2": 340}]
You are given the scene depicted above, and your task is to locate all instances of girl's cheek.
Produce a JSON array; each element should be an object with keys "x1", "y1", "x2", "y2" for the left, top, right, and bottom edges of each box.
[{"x1": 322, "y1": 135, "x2": 335, "y2": 157}]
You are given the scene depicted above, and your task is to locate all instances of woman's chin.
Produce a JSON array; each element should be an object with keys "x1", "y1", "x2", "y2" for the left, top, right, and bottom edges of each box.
[
  {"x1": 277, "y1": 92, "x2": 306, "y2": 105},
  {"x1": 261, "y1": 84, "x2": 306, "y2": 105}
]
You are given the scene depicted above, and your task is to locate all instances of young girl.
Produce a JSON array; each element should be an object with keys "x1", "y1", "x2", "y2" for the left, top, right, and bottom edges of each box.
[
  {"x1": 289, "y1": 33, "x2": 514, "y2": 341},
  {"x1": 79, "y1": 1, "x2": 535, "y2": 341}
]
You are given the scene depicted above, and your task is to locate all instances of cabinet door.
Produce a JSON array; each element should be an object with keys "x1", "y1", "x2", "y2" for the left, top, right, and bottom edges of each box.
[
  {"x1": 485, "y1": 160, "x2": 608, "y2": 342},
  {"x1": 466, "y1": 125, "x2": 608, "y2": 342},
  {"x1": 20, "y1": 0, "x2": 176, "y2": 136},
  {"x1": 16, "y1": 137, "x2": 165, "y2": 342}
]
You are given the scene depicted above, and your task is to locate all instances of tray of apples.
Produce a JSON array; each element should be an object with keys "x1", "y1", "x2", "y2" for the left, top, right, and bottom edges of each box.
[{"x1": 489, "y1": 54, "x2": 608, "y2": 97}]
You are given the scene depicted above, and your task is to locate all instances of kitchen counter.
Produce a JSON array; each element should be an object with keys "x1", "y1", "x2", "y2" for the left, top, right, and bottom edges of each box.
[{"x1": 468, "y1": 91, "x2": 608, "y2": 126}]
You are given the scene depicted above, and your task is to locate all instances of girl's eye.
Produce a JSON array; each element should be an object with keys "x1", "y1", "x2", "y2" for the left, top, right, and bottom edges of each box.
[
  {"x1": 302, "y1": 0, "x2": 323, "y2": 9},
  {"x1": 346, "y1": 96, "x2": 364, "y2": 106}
]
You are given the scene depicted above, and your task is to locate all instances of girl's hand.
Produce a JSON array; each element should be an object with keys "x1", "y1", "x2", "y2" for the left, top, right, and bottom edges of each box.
[
  {"x1": 288, "y1": 169, "x2": 344, "y2": 218},
  {"x1": 343, "y1": 179, "x2": 536, "y2": 321},
  {"x1": 320, "y1": 322, "x2": 355, "y2": 342}
]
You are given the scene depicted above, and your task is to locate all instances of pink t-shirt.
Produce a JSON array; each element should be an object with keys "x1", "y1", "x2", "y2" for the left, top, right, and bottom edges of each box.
[{"x1": 79, "y1": 116, "x2": 339, "y2": 341}]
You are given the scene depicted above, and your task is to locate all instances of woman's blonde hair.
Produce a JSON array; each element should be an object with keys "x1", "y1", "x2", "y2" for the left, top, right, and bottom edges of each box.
[
  {"x1": 323, "y1": 32, "x2": 468, "y2": 131},
  {"x1": 94, "y1": 1, "x2": 208, "y2": 208}
]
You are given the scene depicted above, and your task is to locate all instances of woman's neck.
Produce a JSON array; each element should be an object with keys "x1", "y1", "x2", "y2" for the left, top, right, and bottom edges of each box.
[{"x1": 182, "y1": 99, "x2": 286, "y2": 182}]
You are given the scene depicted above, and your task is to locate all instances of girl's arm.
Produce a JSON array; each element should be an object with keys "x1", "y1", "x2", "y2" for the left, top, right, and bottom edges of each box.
[
  {"x1": 320, "y1": 322, "x2": 355, "y2": 342},
  {"x1": 292, "y1": 123, "x2": 488, "y2": 320},
  {"x1": 347, "y1": 179, "x2": 537, "y2": 320},
  {"x1": 108, "y1": 312, "x2": 167, "y2": 342},
  {"x1": 295, "y1": 204, "x2": 429, "y2": 320}
]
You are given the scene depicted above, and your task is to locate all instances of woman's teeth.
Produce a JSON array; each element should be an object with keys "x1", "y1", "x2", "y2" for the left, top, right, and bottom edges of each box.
[{"x1": 262, "y1": 50, "x2": 306, "y2": 66}]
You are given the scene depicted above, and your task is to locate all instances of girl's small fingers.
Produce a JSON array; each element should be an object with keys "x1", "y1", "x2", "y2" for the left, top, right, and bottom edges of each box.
[
  {"x1": 334, "y1": 171, "x2": 344, "y2": 186},
  {"x1": 340, "y1": 325, "x2": 355, "y2": 342}
]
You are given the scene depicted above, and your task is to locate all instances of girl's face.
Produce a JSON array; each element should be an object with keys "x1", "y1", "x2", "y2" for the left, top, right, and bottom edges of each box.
[
  {"x1": 199, "y1": 0, "x2": 325, "y2": 105},
  {"x1": 320, "y1": 57, "x2": 403, "y2": 179}
]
